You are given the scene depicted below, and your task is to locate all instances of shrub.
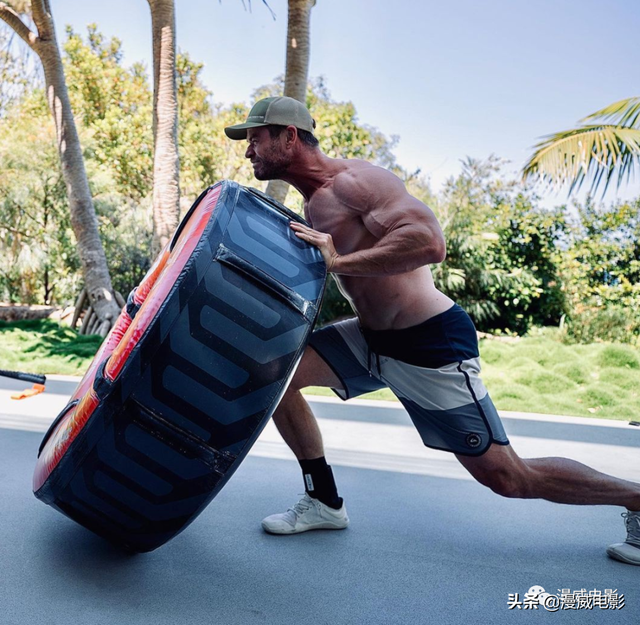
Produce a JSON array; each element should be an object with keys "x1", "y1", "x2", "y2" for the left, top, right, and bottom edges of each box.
[
  {"x1": 562, "y1": 304, "x2": 640, "y2": 346},
  {"x1": 508, "y1": 356, "x2": 543, "y2": 370},
  {"x1": 490, "y1": 384, "x2": 536, "y2": 409},
  {"x1": 580, "y1": 385, "x2": 620, "y2": 408}
]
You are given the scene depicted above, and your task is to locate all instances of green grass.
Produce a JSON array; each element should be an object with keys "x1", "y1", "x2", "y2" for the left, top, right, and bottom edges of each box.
[
  {"x1": 478, "y1": 332, "x2": 640, "y2": 420},
  {"x1": 2, "y1": 320, "x2": 639, "y2": 421},
  {"x1": 0, "y1": 319, "x2": 103, "y2": 376}
]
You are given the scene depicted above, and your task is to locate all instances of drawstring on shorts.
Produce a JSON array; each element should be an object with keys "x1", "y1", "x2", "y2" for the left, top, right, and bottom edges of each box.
[
  {"x1": 360, "y1": 320, "x2": 382, "y2": 378},
  {"x1": 367, "y1": 346, "x2": 382, "y2": 378}
]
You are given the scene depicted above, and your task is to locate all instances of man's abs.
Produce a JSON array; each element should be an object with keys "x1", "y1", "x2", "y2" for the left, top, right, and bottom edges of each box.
[{"x1": 334, "y1": 266, "x2": 455, "y2": 331}]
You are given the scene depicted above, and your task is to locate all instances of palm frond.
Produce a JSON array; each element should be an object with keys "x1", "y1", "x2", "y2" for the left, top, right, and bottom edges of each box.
[
  {"x1": 582, "y1": 96, "x2": 640, "y2": 128},
  {"x1": 239, "y1": 0, "x2": 276, "y2": 20},
  {"x1": 522, "y1": 125, "x2": 640, "y2": 196}
]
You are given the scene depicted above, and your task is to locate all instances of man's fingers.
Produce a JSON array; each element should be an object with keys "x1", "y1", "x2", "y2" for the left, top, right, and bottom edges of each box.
[
  {"x1": 290, "y1": 222, "x2": 323, "y2": 242},
  {"x1": 290, "y1": 222, "x2": 314, "y2": 235},
  {"x1": 289, "y1": 221, "x2": 338, "y2": 271},
  {"x1": 293, "y1": 229, "x2": 317, "y2": 242}
]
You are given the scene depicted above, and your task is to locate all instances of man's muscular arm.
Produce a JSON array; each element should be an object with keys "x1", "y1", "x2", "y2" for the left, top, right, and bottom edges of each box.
[{"x1": 291, "y1": 166, "x2": 446, "y2": 275}]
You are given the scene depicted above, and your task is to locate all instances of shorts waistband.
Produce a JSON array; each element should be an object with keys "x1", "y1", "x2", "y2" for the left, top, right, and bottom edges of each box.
[
  {"x1": 361, "y1": 304, "x2": 463, "y2": 341},
  {"x1": 359, "y1": 304, "x2": 478, "y2": 368}
]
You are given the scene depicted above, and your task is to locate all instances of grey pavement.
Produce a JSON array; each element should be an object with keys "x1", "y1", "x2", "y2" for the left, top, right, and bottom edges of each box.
[{"x1": 0, "y1": 375, "x2": 638, "y2": 624}]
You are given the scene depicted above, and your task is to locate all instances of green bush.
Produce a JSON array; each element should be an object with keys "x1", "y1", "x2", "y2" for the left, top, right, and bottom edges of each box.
[
  {"x1": 562, "y1": 305, "x2": 640, "y2": 346},
  {"x1": 317, "y1": 276, "x2": 353, "y2": 327},
  {"x1": 490, "y1": 384, "x2": 537, "y2": 411},
  {"x1": 507, "y1": 356, "x2": 543, "y2": 370},
  {"x1": 514, "y1": 344, "x2": 562, "y2": 367},
  {"x1": 579, "y1": 385, "x2": 621, "y2": 408}
]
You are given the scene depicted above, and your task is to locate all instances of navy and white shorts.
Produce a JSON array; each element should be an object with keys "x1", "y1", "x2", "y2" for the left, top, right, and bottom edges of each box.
[{"x1": 308, "y1": 304, "x2": 509, "y2": 456}]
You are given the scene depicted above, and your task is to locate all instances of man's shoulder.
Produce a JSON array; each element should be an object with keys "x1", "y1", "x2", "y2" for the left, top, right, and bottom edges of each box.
[
  {"x1": 333, "y1": 160, "x2": 398, "y2": 188},
  {"x1": 332, "y1": 160, "x2": 404, "y2": 208},
  {"x1": 335, "y1": 159, "x2": 387, "y2": 176}
]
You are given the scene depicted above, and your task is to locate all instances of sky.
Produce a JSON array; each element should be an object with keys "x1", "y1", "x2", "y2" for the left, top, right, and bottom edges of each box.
[{"x1": 36, "y1": 0, "x2": 640, "y2": 206}]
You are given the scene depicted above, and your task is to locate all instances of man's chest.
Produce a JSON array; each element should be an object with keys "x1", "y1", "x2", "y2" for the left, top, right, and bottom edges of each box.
[{"x1": 305, "y1": 195, "x2": 374, "y2": 255}]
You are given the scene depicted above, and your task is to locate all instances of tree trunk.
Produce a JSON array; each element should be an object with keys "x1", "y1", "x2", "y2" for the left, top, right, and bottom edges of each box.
[
  {"x1": 0, "y1": 0, "x2": 120, "y2": 326},
  {"x1": 147, "y1": 0, "x2": 180, "y2": 256},
  {"x1": 266, "y1": 0, "x2": 316, "y2": 204}
]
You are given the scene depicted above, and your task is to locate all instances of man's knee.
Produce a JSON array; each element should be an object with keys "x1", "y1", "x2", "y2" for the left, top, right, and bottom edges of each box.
[
  {"x1": 459, "y1": 447, "x2": 534, "y2": 499},
  {"x1": 475, "y1": 467, "x2": 532, "y2": 499},
  {"x1": 287, "y1": 347, "x2": 342, "y2": 392},
  {"x1": 286, "y1": 373, "x2": 306, "y2": 395}
]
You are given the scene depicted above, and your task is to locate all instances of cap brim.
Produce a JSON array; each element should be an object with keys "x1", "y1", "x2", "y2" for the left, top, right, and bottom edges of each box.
[{"x1": 224, "y1": 122, "x2": 268, "y2": 140}]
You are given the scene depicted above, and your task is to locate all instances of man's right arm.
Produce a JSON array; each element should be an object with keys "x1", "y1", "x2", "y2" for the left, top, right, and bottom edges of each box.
[{"x1": 318, "y1": 166, "x2": 446, "y2": 276}]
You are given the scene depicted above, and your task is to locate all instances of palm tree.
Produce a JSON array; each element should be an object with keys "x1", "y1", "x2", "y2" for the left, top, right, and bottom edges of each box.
[
  {"x1": 145, "y1": 1, "x2": 273, "y2": 249},
  {"x1": 523, "y1": 97, "x2": 640, "y2": 196},
  {"x1": 0, "y1": 0, "x2": 120, "y2": 333},
  {"x1": 266, "y1": 0, "x2": 316, "y2": 204},
  {"x1": 146, "y1": 0, "x2": 180, "y2": 256}
]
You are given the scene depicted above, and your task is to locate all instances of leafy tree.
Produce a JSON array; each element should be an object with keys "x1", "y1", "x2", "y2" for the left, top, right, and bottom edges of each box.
[
  {"x1": 175, "y1": 55, "x2": 256, "y2": 202},
  {"x1": 0, "y1": 20, "x2": 39, "y2": 115},
  {"x1": 434, "y1": 157, "x2": 567, "y2": 333},
  {"x1": 0, "y1": 1, "x2": 120, "y2": 333},
  {"x1": 485, "y1": 195, "x2": 567, "y2": 332},
  {"x1": 0, "y1": 25, "x2": 156, "y2": 305},
  {"x1": 559, "y1": 198, "x2": 640, "y2": 344},
  {"x1": 63, "y1": 25, "x2": 153, "y2": 200},
  {"x1": 0, "y1": 100, "x2": 78, "y2": 304},
  {"x1": 523, "y1": 97, "x2": 640, "y2": 197}
]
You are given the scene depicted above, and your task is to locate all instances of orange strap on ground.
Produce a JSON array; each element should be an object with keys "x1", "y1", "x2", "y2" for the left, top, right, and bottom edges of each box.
[{"x1": 11, "y1": 383, "x2": 46, "y2": 400}]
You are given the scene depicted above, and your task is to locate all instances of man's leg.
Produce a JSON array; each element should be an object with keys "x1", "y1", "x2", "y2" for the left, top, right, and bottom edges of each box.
[
  {"x1": 455, "y1": 443, "x2": 640, "y2": 508},
  {"x1": 261, "y1": 347, "x2": 350, "y2": 534},
  {"x1": 456, "y1": 443, "x2": 640, "y2": 565},
  {"x1": 270, "y1": 347, "x2": 340, "y2": 460}
]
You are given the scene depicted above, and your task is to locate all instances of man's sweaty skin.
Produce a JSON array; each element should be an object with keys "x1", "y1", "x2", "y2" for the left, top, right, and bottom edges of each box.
[{"x1": 246, "y1": 126, "x2": 454, "y2": 330}]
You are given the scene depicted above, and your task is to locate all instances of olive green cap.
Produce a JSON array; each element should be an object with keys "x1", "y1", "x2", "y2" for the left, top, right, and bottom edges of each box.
[{"x1": 224, "y1": 96, "x2": 316, "y2": 140}]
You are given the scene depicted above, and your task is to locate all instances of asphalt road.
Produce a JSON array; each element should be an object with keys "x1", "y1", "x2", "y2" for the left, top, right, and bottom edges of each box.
[{"x1": 0, "y1": 375, "x2": 638, "y2": 624}]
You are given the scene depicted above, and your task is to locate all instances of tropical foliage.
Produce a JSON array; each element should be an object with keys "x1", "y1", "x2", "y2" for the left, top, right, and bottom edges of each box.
[
  {"x1": 0, "y1": 1, "x2": 122, "y2": 331},
  {"x1": 433, "y1": 157, "x2": 567, "y2": 334},
  {"x1": 523, "y1": 97, "x2": 640, "y2": 197},
  {"x1": 1, "y1": 25, "x2": 639, "y2": 347}
]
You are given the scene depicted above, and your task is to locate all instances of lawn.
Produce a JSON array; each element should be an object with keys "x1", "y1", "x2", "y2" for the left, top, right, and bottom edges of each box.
[
  {"x1": 1, "y1": 320, "x2": 639, "y2": 421},
  {"x1": 0, "y1": 319, "x2": 103, "y2": 376}
]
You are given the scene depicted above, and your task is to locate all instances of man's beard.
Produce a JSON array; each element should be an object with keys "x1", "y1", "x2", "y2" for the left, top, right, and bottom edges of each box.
[
  {"x1": 252, "y1": 145, "x2": 291, "y2": 180},
  {"x1": 253, "y1": 161, "x2": 288, "y2": 180}
]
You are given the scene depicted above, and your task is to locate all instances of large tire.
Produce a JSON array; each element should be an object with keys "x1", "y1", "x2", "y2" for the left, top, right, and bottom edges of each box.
[{"x1": 34, "y1": 181, "x2": 326, "y2": 552}]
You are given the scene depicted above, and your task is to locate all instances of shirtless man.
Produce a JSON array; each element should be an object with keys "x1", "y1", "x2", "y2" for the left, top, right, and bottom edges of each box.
[{"x1": 225, "y1": 96, "x2": 640, "y2": 565}]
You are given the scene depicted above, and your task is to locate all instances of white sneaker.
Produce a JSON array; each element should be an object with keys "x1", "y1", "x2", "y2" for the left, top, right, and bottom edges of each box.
[
  {"x1": 262, "y1": 494, "x2": 349, "y2": 535},
  {"x1": 606, "y1": 510, "x2": 640, "y2": 565}
]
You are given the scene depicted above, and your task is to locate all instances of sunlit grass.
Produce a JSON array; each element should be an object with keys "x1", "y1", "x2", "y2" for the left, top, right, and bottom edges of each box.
[
  {"x1": 1, "y1": 321, "x2": 638, "y2": 421},
  {"x1": 0, "y1": 319, "x2": 103, "y2": 376}
]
